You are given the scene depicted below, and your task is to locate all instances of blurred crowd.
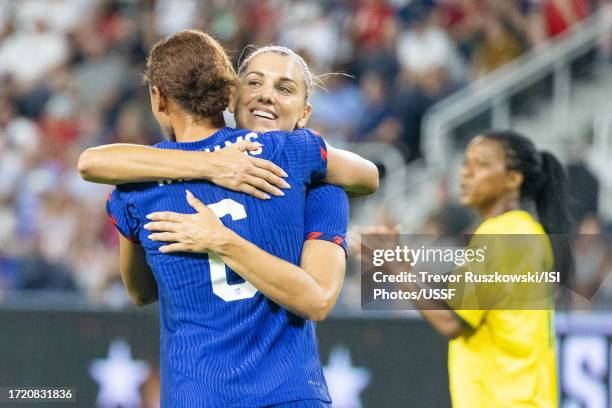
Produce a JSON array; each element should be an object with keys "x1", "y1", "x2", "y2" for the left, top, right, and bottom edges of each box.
[{"x1": 0, "y1": 0, "x2": 609, "y2": 306}]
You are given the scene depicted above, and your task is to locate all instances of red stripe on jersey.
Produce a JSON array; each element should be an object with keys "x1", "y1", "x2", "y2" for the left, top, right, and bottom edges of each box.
[
  {"x1": 109, "y1": 214, "x2": 118, "y2": 226},
  {"x1": 307, "y1": 232, "x2": 323, "y2": 240},
  {"x1": 320, "y1": 147, "x2": 327, "y2": 161},
  {"x1": 333, "y1": 236, "x2": 344, "y2": 245}
]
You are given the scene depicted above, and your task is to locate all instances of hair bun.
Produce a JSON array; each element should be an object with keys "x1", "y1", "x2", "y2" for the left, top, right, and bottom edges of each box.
[{"x1": 177, "y1": 67, "x2": 234, "y2": 117}]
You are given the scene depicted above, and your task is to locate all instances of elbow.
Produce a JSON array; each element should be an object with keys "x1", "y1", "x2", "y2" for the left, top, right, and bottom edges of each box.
[
  {"x1": 126, "y1": 286, "x2": 158, "y2": 306},
  {"x1": 438, "y1": 319, "x2": 463, "y2": 339},
  {"x1": 129, "y1": 292, "x2": 158, "y2": 307},
  {"x1": 304, "y1": 294, "x2": 335, "y2": 322},
  {"x1": 77, "y1": 150, "x2": 96, "y2": 181},
  {"x1": 358, "y1": 162, "x2": 380, "y2": 195},
  {"x1": 367, "y1": 164, "x2": 380, "y2": 194}
]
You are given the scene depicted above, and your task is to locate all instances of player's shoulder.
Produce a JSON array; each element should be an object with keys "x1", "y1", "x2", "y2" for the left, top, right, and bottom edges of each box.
[
  {"x1": 260, "y1": 127, "x2": 322, "y2": 139},
  {"x1": 476, "y1": 210, "x2": 544, "y2": 235},
  {"x1": 290, "y1": 128, "x2": 324, "y2": 141}
]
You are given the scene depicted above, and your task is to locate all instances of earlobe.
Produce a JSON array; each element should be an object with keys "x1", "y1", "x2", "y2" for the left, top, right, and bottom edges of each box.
[
  {"x1": 158, "y1": 94, "x2": 168, "y2": 114},
  {"x1": 150, "y1": 86, "x2": 165, "y2": 113},
  {"x1": 297, "y1": 104, "x2": 312, "y2": 128},
  {"x1": 228, "y1": 88, "x2": 237, "y2": 114},
  {"x1": 508, "y1": 171, "x2": 524, "y2": 190}
]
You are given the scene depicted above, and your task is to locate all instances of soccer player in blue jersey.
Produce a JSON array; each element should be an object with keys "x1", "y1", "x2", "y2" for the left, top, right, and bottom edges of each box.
[
  {"x1": 79, "y1": 45, "x2": 376, "y2": 321},
  {"x1": 95, "y1": 31, "x2": 376, "y2": 407}
]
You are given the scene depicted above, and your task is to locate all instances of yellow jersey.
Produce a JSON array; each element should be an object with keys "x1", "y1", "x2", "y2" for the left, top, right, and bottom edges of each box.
[{"x1": 448, "y1": 210, "x2": 558, "y2": 408}]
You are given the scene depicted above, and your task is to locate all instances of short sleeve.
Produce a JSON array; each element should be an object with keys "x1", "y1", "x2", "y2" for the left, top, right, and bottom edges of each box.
[
  {"x1": 290, "y1": 128, "x2": 328, "y2": 184},
  {"x1": 106, "y1": 189, "x2": 141, "y2": 243},
  {"x1": 446, "y1": 264, "x2": 488, "y2": 329},
  {"x1": 304, "y1": 184, "x2": 349, "y2": 255},
  {"x1": 454, "y1": 309, "x2": 487, "y2": 329}
]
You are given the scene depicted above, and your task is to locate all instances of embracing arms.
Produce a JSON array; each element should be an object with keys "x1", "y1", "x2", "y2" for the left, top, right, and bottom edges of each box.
[
  {"x1": 79, "y1": 143, "x2": 289, "y2": 200},
  {"x1": 215, "y1": 237, "x2": 345, "y2": 321},
  {"x1": 140, "y1": 191, "x2": 346, "y2": 321},
  {"x1": 325, "y1": 145, "x2": 379, "y2": 195},
  {"x1": 78, "y1": 140, "x2": 378, "y2": 196}
]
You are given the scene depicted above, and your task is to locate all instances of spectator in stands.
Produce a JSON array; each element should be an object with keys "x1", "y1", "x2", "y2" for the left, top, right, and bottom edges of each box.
[
  {"x1": 533, "y1": 0, "x2": 592, "y2": 40},
  {"x1": 572, "y1": 215, "x2": 612, "y2": 307},
  {"x1": 567, "y1": 158, "x2": 600, "y2": 229},
  {"x1": 392, "y1": 1, "x2": 467, "y2": 161},
  {"x1": 352, "y1": 0, "x2": 395, "y2": 52},
  {"x1": 353, "y1": 71, "x2": 400, "y2": 144},
  {"x1": 308, "y1": 74, "x2": 365, "y2": 144},
  {"x1": 471, "y1": 0, "x2": 529, "y2": 75},
  {"x1": 397, "y1": 1, "x2": 466, "y2": 95}
]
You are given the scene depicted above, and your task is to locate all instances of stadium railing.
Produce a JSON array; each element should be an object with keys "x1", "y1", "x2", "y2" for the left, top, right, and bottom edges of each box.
[
  {"x1": 593, "y1": 114, "x2": 612, "y2": 220},
  {"x1": 421, "y1": 11, "x2": 612, "y2": 167}
]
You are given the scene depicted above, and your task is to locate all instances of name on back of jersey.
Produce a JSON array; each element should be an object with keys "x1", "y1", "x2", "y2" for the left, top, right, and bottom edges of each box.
[{"x1": 158, "y1": 132, "x2": 263, "y2": 186}]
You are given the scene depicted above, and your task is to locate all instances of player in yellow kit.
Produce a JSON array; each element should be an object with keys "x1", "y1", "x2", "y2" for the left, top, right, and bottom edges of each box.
[
  {"x1": 448, "y1": 211, "x2": 557, "y2": 407},
  {"x1": 411, "y1": 130, "x2": 570, "y2": 407}
]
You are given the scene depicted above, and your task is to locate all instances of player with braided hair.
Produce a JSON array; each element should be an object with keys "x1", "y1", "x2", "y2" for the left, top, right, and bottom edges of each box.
[{"x1": 404, "y1": 130, "x2": 569, "y2": 407}]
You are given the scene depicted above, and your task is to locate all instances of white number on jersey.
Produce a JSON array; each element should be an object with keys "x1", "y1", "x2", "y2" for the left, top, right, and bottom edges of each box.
[{"x1": 207, "y1": 199, "x2": 258, "y2": 301}]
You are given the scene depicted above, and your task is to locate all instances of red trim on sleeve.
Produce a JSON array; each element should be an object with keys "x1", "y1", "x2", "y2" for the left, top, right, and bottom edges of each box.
[
  {"x1": 307, "y1": 232, "x2": 323, "y2": 240},
  {"x1": 333, "y1": 236, "x2": 344, "y2": 245},
  {"x1": 320, "y1": 147, "x2": 327, "y2": 161}
]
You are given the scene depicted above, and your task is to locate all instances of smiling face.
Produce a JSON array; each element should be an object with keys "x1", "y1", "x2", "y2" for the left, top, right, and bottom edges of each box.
[
  {"x1": 459, "y1": 136, "x2": 523, "y2": 211},
  {"x1": 231, "y1": 52, "x2": 312, "y2": 132}
]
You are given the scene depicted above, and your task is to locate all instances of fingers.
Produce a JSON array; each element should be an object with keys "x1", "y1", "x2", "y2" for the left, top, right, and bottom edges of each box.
[
  {"x1": 235, "y1": 141, "x2": 263, "y2": 153},
  {"x1": 146, "y1": 211, "x2": 184, "y2": 222},
  {"x1": 159, "y1": 243, "x2": 190, "y2": 253},
  {"x1": 240, "y1": 185, "x2": 271, "y2": 200},
  {"x1": 251, "y1": 157, "x2": 288, "y2": 178},
  {"x1": 251, "y1": 167, "x2": 290, "y2": 190},
  {"x1": 244, "y1": 174, "x2": 284, "y2": 197},
  {"x1": 143, "y1": 221, "x2": 180, "y2": 233},
  {"x1": 148, "y1": 232, "x2": 181, "y2": 242},
  {"x1": 185, "y1": 190, "x2": 208, "y2": 213}
]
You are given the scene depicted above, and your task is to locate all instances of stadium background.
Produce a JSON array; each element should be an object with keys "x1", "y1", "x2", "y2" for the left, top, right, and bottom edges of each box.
[{"x1": 0, "y1": 0, "x2": 611, "y2": 407}]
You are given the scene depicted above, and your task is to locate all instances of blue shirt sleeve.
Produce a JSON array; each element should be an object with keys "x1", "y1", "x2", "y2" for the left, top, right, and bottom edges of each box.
[
  {"x1": 290, "y1": 128, "x2": 328, "y2": 184},
  {"x1": 304, "y1": 184, "x2": 349, "y2": 255},
  {"x1": 106, "y1": 189, "x2": 141, "y2": 243}
]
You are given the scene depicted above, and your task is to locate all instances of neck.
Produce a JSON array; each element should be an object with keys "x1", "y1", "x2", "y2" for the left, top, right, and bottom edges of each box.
[
  {"x1": 172, "y1": 113, "x2": 225, "y2": 143},
  {"x1": 478, "y1": 192, "x2": 521, "y2": 221}
]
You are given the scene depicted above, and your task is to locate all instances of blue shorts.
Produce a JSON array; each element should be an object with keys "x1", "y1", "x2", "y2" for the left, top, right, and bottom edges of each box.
[{"x1": 266, "y1": 400, "x2": 332, "y2": 408}]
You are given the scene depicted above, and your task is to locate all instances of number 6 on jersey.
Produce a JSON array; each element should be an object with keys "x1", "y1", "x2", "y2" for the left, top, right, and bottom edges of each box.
[{"x1": 207, "y1": 199, "x2": 258, "y2": 301}]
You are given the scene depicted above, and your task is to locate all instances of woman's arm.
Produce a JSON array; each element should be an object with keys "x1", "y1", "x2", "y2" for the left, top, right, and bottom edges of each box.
[
  {"x1": 358, "y1": 225, "x2": 464, "y2": 338},
  {"x1": 78, "y1": 142, "x2": 289, "y2": 200},
  {"x1": 325, "y1": 145, "x2": 379, "y2": 196},
  {"x1": 118, "y1": 235, "x2": 158, "y2": 306},
  {"x1": 79, "y1": 140, "x2": 378, "y2": 197},
  {"x1": 401, "y1": 281, "x2": 464, "y2": 339},
  {"x1": 218, "y1": 237, "x2": 345, "y2": 321},
  {"x1": 144, "y1": 191, "x2": 345, "y2": 321}
]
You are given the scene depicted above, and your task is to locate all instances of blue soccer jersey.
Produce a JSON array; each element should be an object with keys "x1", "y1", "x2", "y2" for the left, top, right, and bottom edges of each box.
[
  {"x1": 107, "y1": 127, "x2": 332, "y2": 407},
  {"x1": 304, "y1": 184, "x2": 349, "y2": 254}
]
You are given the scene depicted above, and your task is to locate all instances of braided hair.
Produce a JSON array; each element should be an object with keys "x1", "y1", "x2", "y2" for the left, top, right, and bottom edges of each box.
[
  {"x1": 482, "y1": 130, "x2": 574, "y2": 286},
  {"x1": 481, "y1": 130, "x2": 570, "y2": 235}
]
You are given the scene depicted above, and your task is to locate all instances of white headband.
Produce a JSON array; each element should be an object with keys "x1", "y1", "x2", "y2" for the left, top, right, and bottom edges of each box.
[{"x1": 238, "y1": 46, "x2": 313, "y2": 100}]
